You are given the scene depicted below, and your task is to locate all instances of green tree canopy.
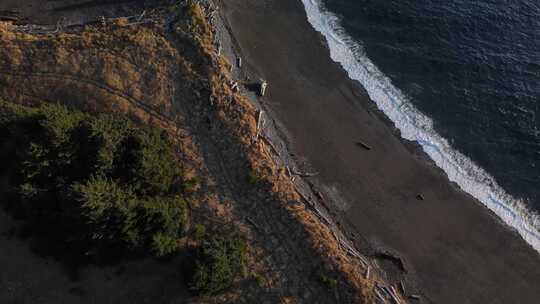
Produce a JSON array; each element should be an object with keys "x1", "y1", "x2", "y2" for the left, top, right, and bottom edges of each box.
[{"x1": 0, "y1": 101, "x2": 187, "y2": 259}]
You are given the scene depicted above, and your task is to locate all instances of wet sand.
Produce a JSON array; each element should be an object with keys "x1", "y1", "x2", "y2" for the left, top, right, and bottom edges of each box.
[{"x1": 217, "y1": 0, "x2": 540, "y2": 303}]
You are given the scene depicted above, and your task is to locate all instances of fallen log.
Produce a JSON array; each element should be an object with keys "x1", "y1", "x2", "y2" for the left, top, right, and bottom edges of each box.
[
  {"x1": 255, "y1": 110, "x2": 264, "y2": 141},
  {"x1": 374, "y1": 288, "x2": 389, "y2": 304},
  {"x1": 0, "y1": 16, "x2": 18, "y2": 22},
  {"x1": 261, "y1": 135, "x2": 281, "y2": 157},
  {"x1": 292, "y1": 169, "x2": 319, "y2": 177},
  {"x1": 356, "y1": 140, "x2": 372, "y2": 150},
  {"x1": 390, "y1": 286, "x2": 401, "y2": 304}
]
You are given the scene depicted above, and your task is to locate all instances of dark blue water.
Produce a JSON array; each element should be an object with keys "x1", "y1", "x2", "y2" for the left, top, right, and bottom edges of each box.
[{"x1": 322, "y1": 0, "x2": 540, "y2": 211}]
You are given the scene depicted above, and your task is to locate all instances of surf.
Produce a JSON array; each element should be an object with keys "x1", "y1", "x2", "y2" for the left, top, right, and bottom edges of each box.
[{"x1": 300, "y1": 0, "x2": 540, "y2": 253}]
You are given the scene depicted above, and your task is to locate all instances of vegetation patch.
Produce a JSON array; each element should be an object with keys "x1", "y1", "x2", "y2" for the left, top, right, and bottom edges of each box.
[
  {"x1": 190, "y1": 234, "x2": 247, "y2": 295},
  {"x1": 0, "y1": 101, "x2": 188, "y2": 260}
]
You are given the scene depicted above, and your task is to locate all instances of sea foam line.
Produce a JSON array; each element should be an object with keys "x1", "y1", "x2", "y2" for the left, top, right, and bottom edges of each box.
[{"x1": 300, "y1": 0, "x2": 540, "y2": 253}]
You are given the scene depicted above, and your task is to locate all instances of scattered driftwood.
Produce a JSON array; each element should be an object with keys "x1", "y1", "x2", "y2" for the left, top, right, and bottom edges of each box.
[
  {"x1": 0, "y1": 16, "x2": 18, "y2": 22},
  {"x1": 416, "y1": 194, "x2": 425, "y2": 201},
  {"x1": 259, "y1": 80, "x2": 268, "y2": 96},
  {"x1": 365, "y1": 266, "x2": 371, "y2": 279},
  {"x1": 237, "y1": 56, "x2": 242, "y2": 68},
  {"x1": 137, "y1": 10, "x2": 146, "y2": 22},
  {"x1": 261, "y1": 134, "x2": 281, "y2": 157},
  {"x1": 409, "y1": 294, "x2": 421, "y2": 300},
  {"x1": 255, "y1": 110, "x2": 264, "y2": 141},
  {"x1": 374, "y1": 288, "x2": 388, "y2": 303},
  {"x1": 315, "y1": 191, "x2": 324, "y2": 200},
  {"x1": 230, "y1": 81, "x2": 239, "y2": 92},
  {"x1": 291, "y1": 169, "x2": 319, "y2": 177},
  {"x1": 332, "y1": 230, "x2": 342, "y2": 250},
  {"x1": 0, "y1": 10, "x2": 19, "y2": 22},
  {"x1": 356, "y1": 140, "x2": 372, "y2": 150},
  {"x1": 390, "y1": 286, "x2": 402, "y2": 304}
]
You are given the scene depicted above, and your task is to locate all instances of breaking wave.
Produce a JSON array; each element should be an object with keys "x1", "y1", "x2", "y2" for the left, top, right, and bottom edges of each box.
[{"x1": 301, "y1": 0, "x2": 540, "y2": 253}]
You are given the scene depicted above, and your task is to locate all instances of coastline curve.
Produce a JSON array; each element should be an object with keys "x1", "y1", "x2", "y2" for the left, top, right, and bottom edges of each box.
[{"x1": 300, "y1": 0, "x2": 540, "y2": 253}]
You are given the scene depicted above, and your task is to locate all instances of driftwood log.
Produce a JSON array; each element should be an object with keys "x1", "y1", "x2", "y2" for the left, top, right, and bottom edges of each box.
[{"x1": 356, "y1": 140, "x2": 372, "y2": 150}]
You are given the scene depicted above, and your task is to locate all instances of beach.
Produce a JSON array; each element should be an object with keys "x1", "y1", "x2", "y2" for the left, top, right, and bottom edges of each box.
[{"x1": 216, "y1": 0, "x2": 540, "y2": 303}]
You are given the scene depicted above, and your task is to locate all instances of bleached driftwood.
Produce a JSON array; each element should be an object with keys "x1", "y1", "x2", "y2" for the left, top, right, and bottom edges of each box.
[
  {"x1": 292, "y1": 169, "x2": 319, "y2": 177},
  {"x1": 261, "y1": 135, "x2": 281, "y2": 157},
  {"x1": 390, "y1": 286, "x2": 402, "y2": 304},
  {"x1": 255, "y1": 110, "x2": 264, "y2": 141},
  {"x1": 374, "y1": 288, "x2": 389, "y2": 304},
  {"x1": 259, "y1": 80, "x2": 268, "y2": 96},
  {"x1": 332, "y1": 230, "x2": 342, "y2": 250}
]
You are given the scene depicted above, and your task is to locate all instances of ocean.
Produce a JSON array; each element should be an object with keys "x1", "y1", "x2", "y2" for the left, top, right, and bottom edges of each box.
[{"x1": 300, "y1": 0, "x2": 540, "y2": 251}]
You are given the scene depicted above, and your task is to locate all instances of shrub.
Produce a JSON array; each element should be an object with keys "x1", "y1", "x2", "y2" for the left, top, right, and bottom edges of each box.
[
  {"x1": 247, "y1": 171, "x2": 261, "y2": 185},
  {"x1": 318, "y1": 272, "x2": 338, "y2": 290},
  {"x1": 194, "y1": 223, "x2": 206, "y2": 240},
  {"x1": 191, "y1": 235, "x2": 246, "y2": 295},
  {"x1": 252, "y1": 272, "x2": 266, "y2": 288}
]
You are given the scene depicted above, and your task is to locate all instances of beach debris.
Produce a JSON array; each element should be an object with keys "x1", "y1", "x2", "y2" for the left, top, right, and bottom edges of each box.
[
  {"x1": 0, "y1": 10, "x2": 19, "y2": 22},
  {"x1": 365, "y1": 266, "x2": 371, "y2": 279},
  {"x1": 286, "y1": 165, "x2": 293, "y2": 177},
  {"x1": 374, "y1": 288, "x2": 387, "y2": 303},
  {"x1": 137, "y1": 10, "x2": 146, "y2": 22},
  {"x1": 390, "y1": 286, "x2": 402, "y2": 304},
  {"x1": 217, "y1": 42, "x2": 222, "y2": 56},
  {"x1": 416, "y1": 194, "x2": 425, "y2": 201},
  {"x1": 255, "y1": 110, "x2": 264, "y2": 141},
  {"x1": 355, "y1": 140, "x2": 372, "y2": 150},
  {"x1": 259, "y1": 79, "x2": 268, "y2": 96},
  {"x1": 237, "y1": 56, "x2": 242, "y2": 68},
  {"x1": 229, "y1": 80, "x2": 239, "y2": 92},
  {"x1": 315, "y1": 191, "x2": 324, "y2": 200},
  {"x1": 292, "y1": 169, "x2": 319, "y2": 177},
  {"x1": 408, "y1": 294, "x2": 421, "y2": 300},
  {"x1": 261, "y1": 135, "x2": 281, "y2": 157},
  {"x1": 99, "y1": 15, "x2": 106, "y2": 27},
  {"x1": 399, "y1": 281, "x2": 406, "y2": 294}
]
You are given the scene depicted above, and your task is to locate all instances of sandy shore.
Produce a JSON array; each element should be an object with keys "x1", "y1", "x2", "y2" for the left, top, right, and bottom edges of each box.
[{"x1": 217, "y1": 0, "x2": 540, "y2": 303}]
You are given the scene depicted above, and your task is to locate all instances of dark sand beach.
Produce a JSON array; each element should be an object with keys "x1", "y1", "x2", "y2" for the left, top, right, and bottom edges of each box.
[{"x1": 217, "y1": 0, "x2": 540, "y2": 303}]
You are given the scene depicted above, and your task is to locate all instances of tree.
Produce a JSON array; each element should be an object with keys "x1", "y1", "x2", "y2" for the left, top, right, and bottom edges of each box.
[{"x1": 0, "y1": 101, "x2": 188, "y2": 259}]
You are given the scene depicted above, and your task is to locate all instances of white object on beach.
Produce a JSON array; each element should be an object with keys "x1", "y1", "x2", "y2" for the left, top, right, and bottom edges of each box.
[{"x1": 260, "y1": 80, "x2": 268, "y2": 96}]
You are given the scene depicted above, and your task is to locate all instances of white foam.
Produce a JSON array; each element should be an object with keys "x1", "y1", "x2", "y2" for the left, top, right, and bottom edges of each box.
[{"x1": 300, "y1": 0, "x2": 540, "y2": 253}]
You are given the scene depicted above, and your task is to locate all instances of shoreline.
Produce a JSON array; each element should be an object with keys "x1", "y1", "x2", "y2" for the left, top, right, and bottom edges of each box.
[
  {"x1": 215, "y1": 0, "x2": 540, "y2": 303},
  {"x1": 300, "y1": 0, "x2": 540, "y2": 253},
  {"x1": 209, "y1": 0, "x2": 398, "y2": 298}
]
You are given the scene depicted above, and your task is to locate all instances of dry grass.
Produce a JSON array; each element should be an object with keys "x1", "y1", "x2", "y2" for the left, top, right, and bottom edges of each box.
[
  {"x1": 181, "y1": 4, "x2": 380, "y2": 303},
  {"x1": 0, "y1": 2, "x2": 386, "y2": 302}
]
